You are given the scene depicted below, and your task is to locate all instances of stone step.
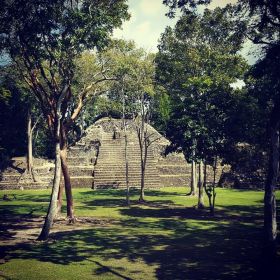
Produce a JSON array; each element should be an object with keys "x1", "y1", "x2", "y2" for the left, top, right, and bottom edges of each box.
[
  {"x1": 94, "y1": 172, "x2": 159, "y2": 177},
  {"x1": 93, "y1": 182, "x2": 160, "y2": 189},
  {"x1": 69, "y1": 168, "x2": 93, "y2": 177},
  {"x1": 94, "y1": 179, "x2": 159, "y2": 183},
  {"x1": 94, "y1": 170, "x2": 159, "y2": 176},
  {"x1": 67, "y1": 157, "x2": 91, "y2": 165},
  {"x1": 69, "y1": 177, "x2": 94, "y2": 188},
  {"x1": 96, "y1": 157, "x2": 155, "y2": 161},
  {"x1": 0, "y1": 174, "x2": 21, "y2": 181},
  {"x1": 98, "y1": 153, "x2": 155, "y2": 158},
  {"x1": 94, "y1": 179, "x2": 160, "y2": 185},
  {"x1": 159, "y1": 176, "x2": 190, "y2": 187},
  {"x1": 0, "y1": 181, "x2": 50, "y2": 190},
  {"x1": 96, "y1": 161, "x2": 155, "y2": 165},
  {"x1": 157, "y1": 165, "x2": 191, "y2": 174}
]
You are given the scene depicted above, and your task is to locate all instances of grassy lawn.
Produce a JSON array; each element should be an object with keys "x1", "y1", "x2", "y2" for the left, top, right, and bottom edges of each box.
[{"x1": 0, "y1": 187, "x2": 279, "y2": 280}]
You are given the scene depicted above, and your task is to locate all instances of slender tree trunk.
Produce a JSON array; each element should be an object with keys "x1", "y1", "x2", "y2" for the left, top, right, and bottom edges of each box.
[
  {"x1": 27, "y1": 111, "x2": 33, "y2": 173},
  {"x1": 60, "y1": 122, "x2": 75, "y2": 223},
  {"x1": 25, "y1": 110, "x2": 37, "y2": 182},
  {"x1": 188, "y1": 141, "x2": 197, "y2": 196},
  {"x1": 121, "y1": 86, "x2": 130, "y2": 206},
  {"x1": 38, "y1": 116, "x2": 62, "y2": 240},
  {"x1": 212, "y1": 156, "x2": 218, "y2": 215},
  {"x1": 213, "y1": 155, "x2": 217, "y2": 187},
  {"x1": 124, "y1": 132, "x2": 130, "y2": 205},
  {"x1": 61, "y1": 146, "x2": 75, "y2": 222},
  {"x1": 203, "y1": 162, "x2": 207, "y2": 198},
  {"x1": 56, "y1": 174, "x2": 63, "y2": 217},
  {"x1": 264, "y1": 118, "x2": 279, "y2": 257},
  {"x1": 188, "y1": 159, "x2": 197, "y2": 196},
  {"x1": 204, "y1": 162, "x2": 213, "y2": 213},
  {"x1": 197, "y1": 160, "x2": 205, "y2": 209},
  {"x1": 137, "y1": 109, "x2": 146, "y2": 203},
  {"x1": 38, "y1": 87, "x2": 68, "y2": 240},
  {"x1": 139, "y1": 160, "x2": 145, "y2": 202}
]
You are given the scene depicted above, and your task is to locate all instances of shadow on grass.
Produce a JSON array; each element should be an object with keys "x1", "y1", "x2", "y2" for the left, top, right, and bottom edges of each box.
[
  {"x1": 1, "y1": 188, "x2": 279, "y2": 280},
  {"x1": 83, "y1": 198, "x2": 177, "y2": 208},
  {"x1": 1, "y1": 203, "x2": 279, "y2": 280}
]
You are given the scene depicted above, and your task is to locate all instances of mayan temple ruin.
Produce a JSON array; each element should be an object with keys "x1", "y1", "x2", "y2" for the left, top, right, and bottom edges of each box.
[{"x1": 0, "y1": 117, "x2": 195, "y2": 190}]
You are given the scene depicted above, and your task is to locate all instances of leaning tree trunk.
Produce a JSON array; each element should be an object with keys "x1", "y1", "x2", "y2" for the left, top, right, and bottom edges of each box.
[
  {"x1": 263, "y1": 109, "x2": 279, "y2": 257},
  {"x1": 56, "y1": 174, "x2": 64, "y2": 217},
  {"x1": 38, "y1": 115, "x2": 63, "y2": 240},
  {"x1": 197, "y1": 160, "x2": 205, "y2": 209}
]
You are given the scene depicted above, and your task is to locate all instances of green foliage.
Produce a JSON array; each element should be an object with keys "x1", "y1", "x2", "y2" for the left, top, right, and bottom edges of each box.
[
  {"x1": 156, "y1": 7, "x2": 248, "y2": 163},
  {"x1": 0, "y1": 0, "x2": 130, "y2": 144},
  {"x1": 164, "y1": 0, "x2": 280, "y2": 47},
  {"x1": 0, "y1": 66, "x2": 28, "y2": 161},
  {"x1": 73, "y1": 39, "x2": 156, "y2": 128},
  {"x1": 151, "y1": 87, "x2": 171, "y2": 133},
  {"x1": 0, "y1": 65, "x2": 54, "y2": 161}
]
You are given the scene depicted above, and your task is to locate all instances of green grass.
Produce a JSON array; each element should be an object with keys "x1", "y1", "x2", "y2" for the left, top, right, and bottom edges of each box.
[{"x1": 0, "y1": 187, "x2": 279, "y2": 280}]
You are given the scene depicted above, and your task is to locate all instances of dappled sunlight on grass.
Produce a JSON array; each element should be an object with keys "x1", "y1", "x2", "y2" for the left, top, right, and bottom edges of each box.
[{"x1": 0, "y1": 187, "x2": 279, "y2": 279}]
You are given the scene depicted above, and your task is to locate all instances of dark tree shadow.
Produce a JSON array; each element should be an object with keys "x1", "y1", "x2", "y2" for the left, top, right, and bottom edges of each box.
[{"x1": 1, "y1": 189, "x2": 279, "y2": 280}]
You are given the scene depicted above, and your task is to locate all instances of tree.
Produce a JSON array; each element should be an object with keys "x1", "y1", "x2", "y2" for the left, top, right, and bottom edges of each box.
[
  {"x1": 156, "y1": 7, "x2": 247, "y2": 211},
  {"x1": 70, "y1": 39, "x2": 157, "y2": 203},
  {"x1": 0, "y1": 0, "x2": 129, "y2": 240},
  {"x1": 246, "y1": 45, "x2": 280, "y2": 257},
  {"x1": 98, "y1": 41, "x2": 156, "y2": 202},
  {"x1": 0, "y1": 65, "x2": 45, "y2": 170},
  {"x1": 163, "y1": 0, "x2": 280, "y2": 255},
  {"x1": 0, "y1": 67, "x2": 28, "y2": 165}
]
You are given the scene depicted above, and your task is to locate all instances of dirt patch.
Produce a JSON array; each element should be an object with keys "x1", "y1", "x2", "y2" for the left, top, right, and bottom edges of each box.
[{"x1": 0, "y1": 216, "x2": 116, "y2": 246}]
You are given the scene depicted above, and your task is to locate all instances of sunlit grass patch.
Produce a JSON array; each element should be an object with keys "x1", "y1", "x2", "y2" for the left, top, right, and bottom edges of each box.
[{"x1": 0, "y1": 187, "x2": 279, "y2": 280}]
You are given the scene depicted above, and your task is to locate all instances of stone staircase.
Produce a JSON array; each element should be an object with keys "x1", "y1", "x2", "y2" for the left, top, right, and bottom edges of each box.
[{"x1": 93, "y1": 131, "x2": 160, "y2": 189}]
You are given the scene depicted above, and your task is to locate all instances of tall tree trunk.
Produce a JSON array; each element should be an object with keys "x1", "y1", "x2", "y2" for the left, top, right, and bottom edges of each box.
[
  {"x1": 197, "y1": 160, "x2": 205, "y2": 209},
  {"x1": 61, "y1": 146, "x2": 75, "y2": 222},
  {"x1": 211, "y1": 156, "x2": 218, "y2": 215},
  {"x1": 38, "y1": 87, "x2": 68, "y2": 240},
  {"x1": 203, "y1": 161, "x2": 207, "y2": 195},
  {"x1": 264, "y1": 111, "x2": 279, "y2": 257},
  {"x1": 122, "y1": 87, "x2": 130, "y2": 206},
  {"x1": 56, "y1": 174, "x2": 63, "y2": 217},
  {"x1": 25, "y1": 109, "x2": 37, "y2": 182},
  {"x1": 60, "y1": 123, "x2": 75, "y2": 222},
  {"x1": 38, "y1": 115, "x2": 62, "y2": 240},
  {"x1": 213, "y1": 155, "x2": 217, "y2": 187},
  {"x1": 27, "y1": 110, "x2": 33, "y2": 173},
  {"x1": 188, "y1": 159, "x2": 197, "y2": 196},
  {"x1": 124, "y1": 132, "x2": 130, "y2": 205},
  {"x1": 139, "y1": 157, "x2": 146, "y2": 202}
]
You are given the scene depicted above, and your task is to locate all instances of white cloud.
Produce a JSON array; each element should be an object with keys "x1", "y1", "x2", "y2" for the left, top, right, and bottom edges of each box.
[
  {"x1": 208, "y1": 0, "x2": 238, "y2": 9},
  {"x1": 136, "y1": 21, "x2": 151, "y2": 34},
  {"x1": 113, "y1": 0, "x2": 176, "y2": 52},
  {"x1": 139, "y1": 0, "x2": 165, "y2": 16}
]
